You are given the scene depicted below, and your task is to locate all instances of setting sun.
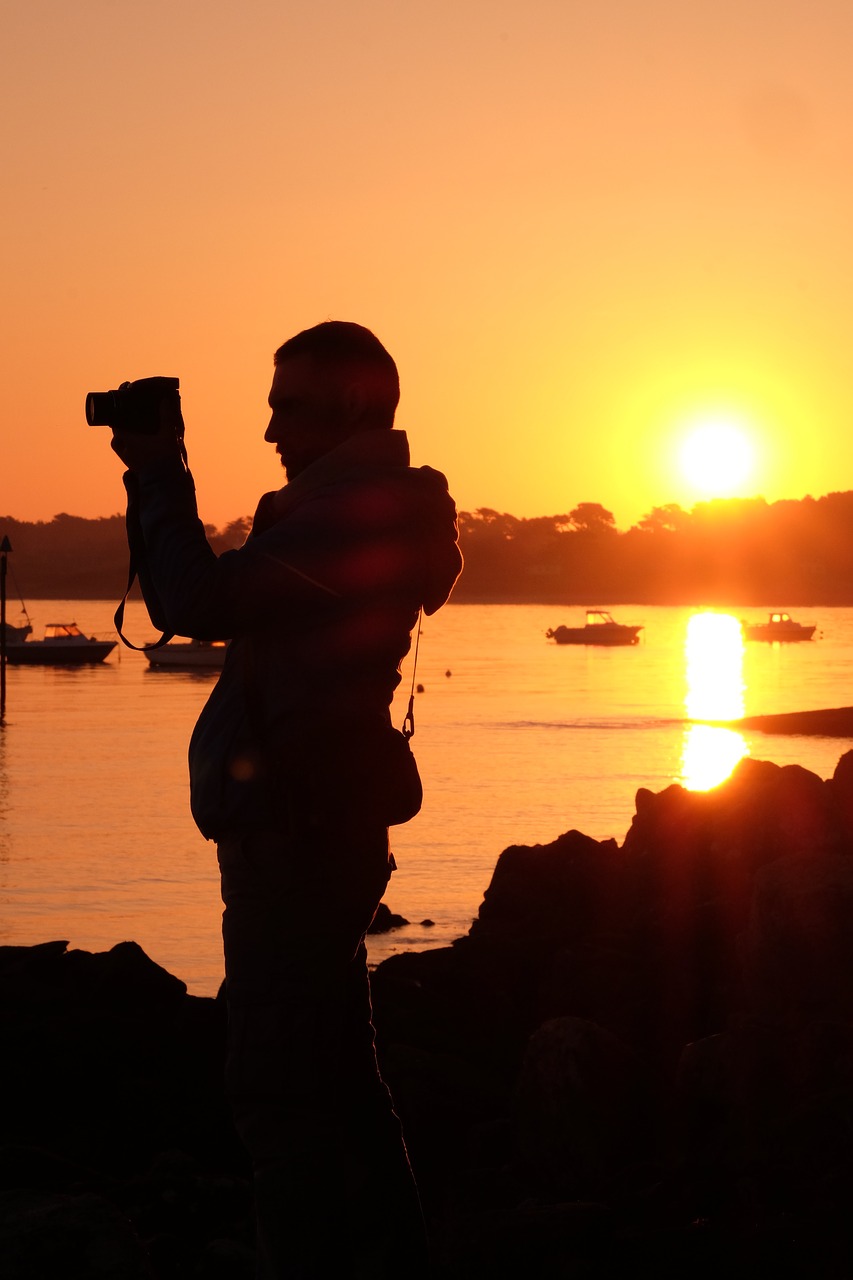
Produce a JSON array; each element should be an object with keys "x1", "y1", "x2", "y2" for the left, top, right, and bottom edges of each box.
[
  {"x1": 678, "y1": 416, "x2": 757, "y2": 499},
  {"x1": 4, "y1": 1, "x2": 853, "y2": 532}
]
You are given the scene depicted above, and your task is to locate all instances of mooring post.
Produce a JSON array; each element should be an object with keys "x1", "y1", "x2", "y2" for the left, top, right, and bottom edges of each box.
[{"x1": 0, "y1": 536, "x2": 10, "y2": 722}]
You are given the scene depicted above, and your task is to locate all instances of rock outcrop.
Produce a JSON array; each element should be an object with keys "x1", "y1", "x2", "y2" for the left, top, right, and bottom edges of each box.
[
  {"x1": 4, "y1": 752, "x2": 853, "y2": 1276},
  {"x1": 372, "y1": 752, "x2": 853, "y2": 1275}
]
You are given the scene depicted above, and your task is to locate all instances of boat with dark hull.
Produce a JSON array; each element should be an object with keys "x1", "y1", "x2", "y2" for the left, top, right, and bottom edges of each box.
[
  {"x1": 741, "y1": 612, "x2": 816, "y2": 643},
  {"x1": 145, "y1": 639, "x2": 229, "y2": 670},
  {"x1": 2, "y1": 620, "x2": 117, "y2": 665},
  {"x1": 546, "y1": 609, "x2": 643, "y2": 647}
]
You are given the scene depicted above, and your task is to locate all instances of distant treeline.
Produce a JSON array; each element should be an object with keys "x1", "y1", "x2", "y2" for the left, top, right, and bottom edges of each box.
[
  {"x1": 3, "y1": 493, "x2": 853, "y2": 604},
  {"x1": 455, "y1": 496, "x2": 853, "y2": 605},
  {"x1": 0, "y1": 513, "x2": 252, "y2": 601}
]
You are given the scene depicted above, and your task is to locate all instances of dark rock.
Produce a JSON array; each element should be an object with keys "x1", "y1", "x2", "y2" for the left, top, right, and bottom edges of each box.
[
  {"x1": 512, "y1": 1016, "x2": 660, "y2": 1198},
  {"x1": 0, "y1": 1145, "x2": 102, "y2": 1196},
  {"x1": 0, "y1": 938, "x2": 243, "y2": 1278},
  {"x1": 367, "y1": 902, "x2": 409, "y2": 933},
  {"x1": 742, "y1": 852, "x2": 853, "y2": 1020},
  {"x1": 6, "y1": 751, "x2": 853, "y2": 1274},
  {"x1": 471, "y1": 828, "x2": 621, "y2": 946},
  {"x1": 375, "y1": 753, "x2": 853, "y2": 1271},
  {"x1": 0, "y1": 1188, "x2": 150, "y2": 1279}
]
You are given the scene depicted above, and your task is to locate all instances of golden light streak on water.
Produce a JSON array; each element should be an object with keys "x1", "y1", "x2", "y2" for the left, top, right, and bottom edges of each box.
[{"x1": 681, "y1": 612, "x2": 749, "y2": 790}]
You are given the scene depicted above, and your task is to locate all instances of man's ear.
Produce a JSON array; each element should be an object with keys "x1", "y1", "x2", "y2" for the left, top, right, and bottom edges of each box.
[{"x1": 341, "y1": 380, "x2": 369, "y2": 427}]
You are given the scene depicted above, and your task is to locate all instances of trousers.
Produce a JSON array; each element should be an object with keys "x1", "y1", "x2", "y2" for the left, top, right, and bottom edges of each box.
[{"x1": 217, "y1": 817, "x2": 428, "y2": 1279}]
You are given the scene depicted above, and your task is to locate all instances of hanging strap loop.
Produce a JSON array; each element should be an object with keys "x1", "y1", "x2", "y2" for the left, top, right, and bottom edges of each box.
[
  {"x1": 114, "y1": 434, "x2": 189, "y2": 652},
  {"x1": 402, "y1": 607, "x2": 423, "y2": 741}
]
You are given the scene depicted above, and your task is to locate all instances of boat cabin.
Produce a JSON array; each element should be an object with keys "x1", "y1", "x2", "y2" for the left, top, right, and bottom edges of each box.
[{"x1": 43, "y1": 623, "x2": 89, "y2": 641}]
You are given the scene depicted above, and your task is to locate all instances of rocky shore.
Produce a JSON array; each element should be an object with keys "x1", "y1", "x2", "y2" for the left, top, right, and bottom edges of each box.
[{"x1": 4, "y1": 752, "x2": 853, "y2": 1277}]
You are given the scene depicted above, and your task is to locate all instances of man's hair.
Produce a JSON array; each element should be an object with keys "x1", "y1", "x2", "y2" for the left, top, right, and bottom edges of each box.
[{"x1": 274, "y1": 321, "x2": 400, "y2": 430}]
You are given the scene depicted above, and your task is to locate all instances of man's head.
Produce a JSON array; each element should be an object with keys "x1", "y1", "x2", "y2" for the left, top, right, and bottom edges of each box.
[{"x1": 265, "y1": 321, "x2": 400, "y2": 479}]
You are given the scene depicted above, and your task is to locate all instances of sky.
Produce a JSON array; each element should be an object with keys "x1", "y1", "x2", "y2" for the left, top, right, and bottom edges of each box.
[{"x1": 3, "y1": 0, "x2": 853, "y2": 532}]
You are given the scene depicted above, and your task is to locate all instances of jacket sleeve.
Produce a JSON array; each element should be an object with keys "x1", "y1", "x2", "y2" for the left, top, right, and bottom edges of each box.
[
  {"x1": 126, "y1": 460, "x2": 405, "y2": 640},
  {"x1": 122, "y1": 468, "x2": 174, "y2": 634},
  {"x1": 414, "y1": 466, "x2": 464, "y2": 614},
  {"x1": 126, "y1": 454, "x2": 464, "y2": 641}
]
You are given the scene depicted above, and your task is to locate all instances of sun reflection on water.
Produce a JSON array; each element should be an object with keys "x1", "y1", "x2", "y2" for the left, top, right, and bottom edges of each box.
[{"x1": 681, "y1": 612, "x2": 750, "y2": 791}]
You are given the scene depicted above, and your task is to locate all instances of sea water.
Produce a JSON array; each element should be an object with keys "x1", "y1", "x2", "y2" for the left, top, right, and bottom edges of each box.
[{"x1": 1, "y1": 600, "x2": 850, "y2": 995}]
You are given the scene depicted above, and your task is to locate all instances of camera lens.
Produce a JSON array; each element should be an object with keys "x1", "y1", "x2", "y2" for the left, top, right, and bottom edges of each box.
[{"x1": 85, "y1": 391, "x2": 114, "y2": 426}]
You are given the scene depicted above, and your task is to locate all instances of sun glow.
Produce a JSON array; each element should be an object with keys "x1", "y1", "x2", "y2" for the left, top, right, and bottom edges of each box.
[
  {"x1": 681, "y1": 612, "x2": 749, "y2": 791},
  {"x1": 678, "y1": 415, "x2": 757, "y2": 498}
]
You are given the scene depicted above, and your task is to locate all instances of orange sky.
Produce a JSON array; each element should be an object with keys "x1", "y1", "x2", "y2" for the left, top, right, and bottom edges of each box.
[{"x1": 3, "y1": 0, "x2": 852, "y2": 531}]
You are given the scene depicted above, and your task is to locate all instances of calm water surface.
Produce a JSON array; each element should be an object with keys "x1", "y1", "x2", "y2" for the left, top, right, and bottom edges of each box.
[{"x1": 1, "y1": 600, "x2": 851, "y2": 995}]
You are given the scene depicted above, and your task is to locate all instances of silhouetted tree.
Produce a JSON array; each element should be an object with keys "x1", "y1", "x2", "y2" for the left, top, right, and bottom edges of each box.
[
  {"x1": 634, "y1": 504, "x2": 690, "y2": 535},
  {"x1": 568, "y1": 503, "x2": 616, "y2": 535}
]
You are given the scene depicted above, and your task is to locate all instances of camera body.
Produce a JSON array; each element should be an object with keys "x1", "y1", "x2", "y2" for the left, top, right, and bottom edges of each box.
[{"x1": 85, "y1": 376, "x2": 180, "y2": 434}]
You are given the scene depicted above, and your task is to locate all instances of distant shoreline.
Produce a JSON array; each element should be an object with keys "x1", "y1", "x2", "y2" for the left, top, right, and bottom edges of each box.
[
  {"x1": 8, "y1": 492, "x2": 853, "y2": 605},
  {"x1": 9, "y1": 589, "x2": 843, "y2": 608}
]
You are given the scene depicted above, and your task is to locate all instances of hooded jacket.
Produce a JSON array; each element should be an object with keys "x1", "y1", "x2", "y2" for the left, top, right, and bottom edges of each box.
[{"x1": 125, "y1": 429, "x2": 462, "y2": 838}]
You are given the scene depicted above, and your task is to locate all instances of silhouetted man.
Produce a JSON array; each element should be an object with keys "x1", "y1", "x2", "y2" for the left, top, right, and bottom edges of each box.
[{"x1": 110, "y1": 321, "x2": 462, "y2": 1278}]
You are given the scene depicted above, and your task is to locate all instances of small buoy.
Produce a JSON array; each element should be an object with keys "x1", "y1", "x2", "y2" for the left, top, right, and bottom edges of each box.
[
  {"x1": 416, "y1": 683, "x2": 424, "y2": 693},
  {"x1": 445, "y1": 669, "x2": 451, "y2": 678}
]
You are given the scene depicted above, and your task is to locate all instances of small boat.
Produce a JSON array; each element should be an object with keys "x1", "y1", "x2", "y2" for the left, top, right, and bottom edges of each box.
[
  {"x1": 741, "y1": 612, "x2": 816, "y2": 643},
  {"x1": 546, "y1": 609, "x2": 643, "y2": 647},
  {"x1": 2, "y1": 620, "x2": 117, "y2": 665},
  {"x1": 2, "y1": 620, "x2": 32, "y2": 644},
  {"x1": 145, "y1": 638, "x2": 229, "y2": 670}
]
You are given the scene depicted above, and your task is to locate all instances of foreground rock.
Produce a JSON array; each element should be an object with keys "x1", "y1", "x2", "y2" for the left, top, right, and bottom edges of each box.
[
  {"x1": 4, "y1": 753, "x2": 853, "y2": 1275},
  {"x1": 0, "y1": 941, "x2": 249, "y2": 1278},
  {"x1": 372, "y1": 753, "x2": 853, "y2": 1275}
]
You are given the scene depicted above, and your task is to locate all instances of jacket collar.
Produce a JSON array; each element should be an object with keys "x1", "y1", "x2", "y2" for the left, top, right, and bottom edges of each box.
[{"x1": 253, "y1": 429, "x2": 410, "y2": 532}]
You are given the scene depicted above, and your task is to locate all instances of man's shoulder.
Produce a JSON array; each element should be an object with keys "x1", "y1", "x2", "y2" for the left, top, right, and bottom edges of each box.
[{"x1": 411, "y1": 463, "x2": 453, "y2": 492}]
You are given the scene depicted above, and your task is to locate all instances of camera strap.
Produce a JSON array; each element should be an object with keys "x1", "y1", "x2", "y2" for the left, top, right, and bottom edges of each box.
[
  {"x1": 401, "y1": 607, "x2": 423, "y2": 740},
  {"x1": 114, "y1": 470, "x2": 175, "y2": 651},
  {"x1": 113, "y1": 559, "x2": 174, "y2": 651}
]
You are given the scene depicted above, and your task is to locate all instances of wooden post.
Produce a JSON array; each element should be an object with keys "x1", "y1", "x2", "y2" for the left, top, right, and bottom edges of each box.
[{"x1": 0, "y1": 536, "x2": 10, "y2": 722}]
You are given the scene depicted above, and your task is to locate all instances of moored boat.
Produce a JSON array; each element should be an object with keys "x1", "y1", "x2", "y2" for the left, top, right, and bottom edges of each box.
[
  {"x1": 145, "y1": 638, "x2": 229, "y2": 670},
  {"x1": 2, "y1": 621, "x2": 32, "y2": 644},
  {"x1": 546, "y1": 609, "x2": 643, "y2": 647},
  {"x1": 741, "y1": 611, "x2": 816, "y2": 643},
  {"x1": 2, "y1": 620, "x2": 117, "y2": 665}
]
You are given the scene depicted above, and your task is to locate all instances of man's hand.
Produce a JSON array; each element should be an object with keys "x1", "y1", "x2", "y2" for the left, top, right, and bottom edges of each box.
[{"x1": 110, "y1": 394, "x2": 186, "y2": 471}]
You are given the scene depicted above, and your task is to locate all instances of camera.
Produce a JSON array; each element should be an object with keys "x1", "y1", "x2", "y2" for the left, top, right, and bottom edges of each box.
[{"x1": 85, "y1": 376, "x2": 180, "y2": 434}]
